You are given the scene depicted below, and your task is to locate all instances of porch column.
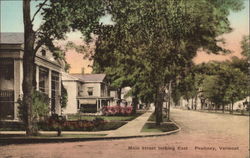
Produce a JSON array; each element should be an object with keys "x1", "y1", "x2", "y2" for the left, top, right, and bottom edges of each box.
[
  {"x1": 48, "y1": 69, "x2": 52, "y2": 106},
  {"x1": 57, "y1": 73, "x2": 62, "y2": 114},
  {"x1": 100, "y1": 99, "x2": 102, "y2": 110},
  {"x1": 96, "y1": 98, "x2": 99, "y2": 111},
  {"x1": 36, "y1": 65, "x2": 39, "y2": 90},
  {"x1": 14, "y1": 59, "x2": 22, "y2": 120}
]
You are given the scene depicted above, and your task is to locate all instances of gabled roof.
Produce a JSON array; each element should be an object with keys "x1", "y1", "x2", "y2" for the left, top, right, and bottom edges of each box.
[
  {"x1": 0, "y1": 32, "x2": 24, "y2": 44},
  {"x1": 71, "y1": 74, "x2": 106, "y2": 82},
  {"x1": 62, "y1": 72, "x2": 83, "y2": 81}
]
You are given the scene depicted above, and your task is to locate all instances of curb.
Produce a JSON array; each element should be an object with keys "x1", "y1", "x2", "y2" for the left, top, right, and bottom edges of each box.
[{"x1": 0, "y1": 118, "x2": 181, "y2": 146}]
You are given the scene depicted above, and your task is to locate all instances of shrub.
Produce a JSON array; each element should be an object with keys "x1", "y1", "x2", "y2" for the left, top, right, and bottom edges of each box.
[
  {"x1": 61, "y1": 83, "x2": 68, "y2": 109},
  {"x1": 18, "y1": 91, "x2": 50, "y2": 122},
  {"x1": 102, "y1": 106, "x2": 133, "y2": 116}
]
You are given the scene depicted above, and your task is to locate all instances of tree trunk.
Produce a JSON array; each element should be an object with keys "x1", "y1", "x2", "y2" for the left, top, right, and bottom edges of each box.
[
  {"x1": 191, "y1": 98, "x2": 194, "y2": 110},
  {"x1": 194, "y1": 95, "x2": 197, "y2": 110},
  {"x1": 117, "y1": 87, "x2": 122, "y2": 106},
  {"x1": 167, "y1": 81, "x2": 172, "y2": 120},
  {"x1": 200, "y1": 98, "x2": 205, "y2": 110},
  {"x1": 186, "y1": 99, "x2": 190, "y2": 110},
  {"x1": 155, "y1": 85, "x2": 164, "y2": 126},
  {"x1": 231, "y1": 101, "x2": 234, "y2": 114},
  {"x1": 131, "y1": 95, "x2": 138, "y2": 114},
  {"x1": 23, "y1": 0, "x2": 37, "y2": 136}
]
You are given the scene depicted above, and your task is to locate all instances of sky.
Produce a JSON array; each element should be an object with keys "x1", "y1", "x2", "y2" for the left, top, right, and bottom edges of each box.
[{"x1": 0, "y1": 0, "x2": 249, "y2": 73}]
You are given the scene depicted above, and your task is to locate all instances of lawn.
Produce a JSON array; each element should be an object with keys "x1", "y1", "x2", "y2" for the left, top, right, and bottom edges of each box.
[
  {"x1": 141, "y1": 112, "x2": 179, "y2": 133},
  {"x1": 67, "y1": 111, "x2": 145, "y2": 122},
  {"x1": 0, "y1": 110, "x2": 146, "y2": 132},
  {"x1": 141, "y1": 122, "x2": 178, "y2": 133},
  {"x1": 147, "y1": 113, "x2": 171, "y2": 122}
]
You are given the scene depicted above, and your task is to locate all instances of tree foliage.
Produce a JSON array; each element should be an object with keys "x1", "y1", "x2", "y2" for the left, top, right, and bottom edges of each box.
[
  {"x1": 92, "y1": 0, "x2": 244, "y2": 124},
  {"x1": 241, "y1": 35, "x2": 250, "y2": 59},
  {"x1": 18, "y1": 91, "x2": 50, "y2": 123},
  {"x1": 177, "y1": 60, "x2": 249, "y2": 112}
]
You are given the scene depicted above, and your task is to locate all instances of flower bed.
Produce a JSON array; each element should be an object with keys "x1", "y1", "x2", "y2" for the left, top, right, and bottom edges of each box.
[
  {"x1": 38, "y1": 117, "x2": 105, "y2": 131},
  {"x1": 102, "y1": 106, "x2": 133, "y2": 116},
  {"x1": 37, "y1": 117, "x2": 126, "y2": 131}
]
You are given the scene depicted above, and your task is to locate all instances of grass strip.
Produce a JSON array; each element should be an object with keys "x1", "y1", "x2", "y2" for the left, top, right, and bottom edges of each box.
[
  {"x1": 141, "y1": 122, "x2": 178, "y2": 133},
  {"x1": 147, "y1": 113, "x2": 171, "y2": 122}
]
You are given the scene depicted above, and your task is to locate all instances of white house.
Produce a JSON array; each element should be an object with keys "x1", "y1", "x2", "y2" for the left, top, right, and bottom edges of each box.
[
  {"x1": 62, "y1": 73, "x2": 114, "y2": 114},
  {"x1": 0, "y1": 33, "x2": 63, "y2": 120},
  {"x1": 121, "y1": 87, "x2": 132, "y2": 106}
]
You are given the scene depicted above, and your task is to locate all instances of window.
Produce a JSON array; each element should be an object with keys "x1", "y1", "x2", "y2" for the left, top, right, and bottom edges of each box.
[
  {"x1": 87, "y1": 87, "x2": 93, "y2": 96},
  {"x1": 78, "y1": 84, "x2": 83, "y2": 96},
  {"x1": 41, "y1": 49, "x2": 46, "y2": 56},
  {"x1": 39, "y1": 67, "x2": 49, "y2": 93},
  {"x1": 0, "y1": 59, "x2": 14, "y2": 81},
  {"x1": 51, "y1": 71, "x2": 59, "y2": 113}
]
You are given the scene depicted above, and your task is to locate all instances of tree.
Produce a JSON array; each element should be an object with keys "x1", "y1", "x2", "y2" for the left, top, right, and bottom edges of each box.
[
  {"x1": 22, "y1": 0, "x2": 105, "y2": 135},
  {"x1": 92, "y1": 0, "x2": 244, "y2": 125},
  {"x1": 222, "y1": 67, "x2": 248, "y2": 113},
  {"x1": 178, "y1": 72, "x2": 198, "y2": 109},
  {"x1": 195, "y1": 61, "x2": 249, "y2": 113},
  {"x1": 241, "y1": 35, "x2": 250, "y2": 59},
  {"x1": 61, "y1": 83, "x2": 68, "y2": 111},
  {"x1": 202, "y1": 74, "x2": 229, "y2": 111}
]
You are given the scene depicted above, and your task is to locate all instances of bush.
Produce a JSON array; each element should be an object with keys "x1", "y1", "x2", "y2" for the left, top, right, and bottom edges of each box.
[
  {"x1": 102, "y1": 106, "x2": 133, "y2": 116},
  {"x1": 18, "y1": 91, "x2": 50, "y2": 122},
  {"x1": 61, "y1": 83, "x2": 68, "y2": 109}
]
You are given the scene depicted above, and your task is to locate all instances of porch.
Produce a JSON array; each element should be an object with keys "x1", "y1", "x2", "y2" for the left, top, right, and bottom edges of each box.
[{"x1": 77, "y1": 97, "x2": 113, "y2": 114}]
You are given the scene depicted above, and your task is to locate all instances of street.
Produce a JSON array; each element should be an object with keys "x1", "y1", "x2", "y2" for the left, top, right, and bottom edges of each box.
[{"x1": 0, "y1": 109, "x2": 249, "y2": 158}]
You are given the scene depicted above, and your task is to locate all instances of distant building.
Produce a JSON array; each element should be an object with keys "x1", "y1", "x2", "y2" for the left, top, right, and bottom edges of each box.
[
  {"x1": 0, "y1": 33, "x2": 63, "y2": 120},
  {"x1": 109, "y1": 87, "x2": 119, "y2": 105},
  {"x1": 121, "y1": 87, "x2": 132, "y2": 106},
  {"x1": 62, "y1": 73, "x2": 114, "y2": 114}
]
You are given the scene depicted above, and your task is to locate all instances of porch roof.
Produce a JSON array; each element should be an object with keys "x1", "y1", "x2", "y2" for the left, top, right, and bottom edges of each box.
[{"x1": 0, "y1": 33, "x2": 24, "y2": 44}]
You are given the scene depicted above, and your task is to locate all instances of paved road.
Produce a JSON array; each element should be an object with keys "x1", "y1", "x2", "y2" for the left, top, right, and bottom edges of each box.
[{"x1": 0, "y1": 109, "x2": 249, "y2": 158}]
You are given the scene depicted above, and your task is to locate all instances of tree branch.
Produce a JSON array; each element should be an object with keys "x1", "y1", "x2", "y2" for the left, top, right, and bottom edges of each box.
[
  {"x1": 31, "y1": 0, "x2": 48, "y2": 23},
  {"x1": 34, "y1": 40, "x2": 44, "y2": 54}
]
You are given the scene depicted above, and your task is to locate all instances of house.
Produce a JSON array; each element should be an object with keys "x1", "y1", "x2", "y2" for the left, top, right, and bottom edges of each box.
[
  {"x1": 121, "y1": 87, "x2": 132, "y2": 106},
  {"x1": 62, "y1": 73, "x2": 114, "y2": 114},
  {"x1": 109, "y1": 87, "x2": 119, "y2": 105},
  {"x1": 0, "y1": 33, "x2": 63, "y2": 120}
]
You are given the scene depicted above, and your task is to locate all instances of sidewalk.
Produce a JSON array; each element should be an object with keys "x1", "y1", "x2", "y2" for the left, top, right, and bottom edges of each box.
[{"x1": 107, "y1": 110, "x2": 153, "y2": 137}]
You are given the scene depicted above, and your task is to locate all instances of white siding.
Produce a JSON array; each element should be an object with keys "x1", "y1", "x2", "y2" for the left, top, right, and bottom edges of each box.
[
  {"x1": 62, "y1": 81, "x2": 78, "y2": 114},
  {"x1": 81, "y1": 83, "x2": 101, "y2": 97}
]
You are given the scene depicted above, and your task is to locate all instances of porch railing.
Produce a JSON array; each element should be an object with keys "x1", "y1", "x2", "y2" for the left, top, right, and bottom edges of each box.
[
  {"x1": 0, "y1": 90, "x2": 14, "y2": 100},
  {"x1": 0, "y1": 90, "x2": 14, "y2": 120}
]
